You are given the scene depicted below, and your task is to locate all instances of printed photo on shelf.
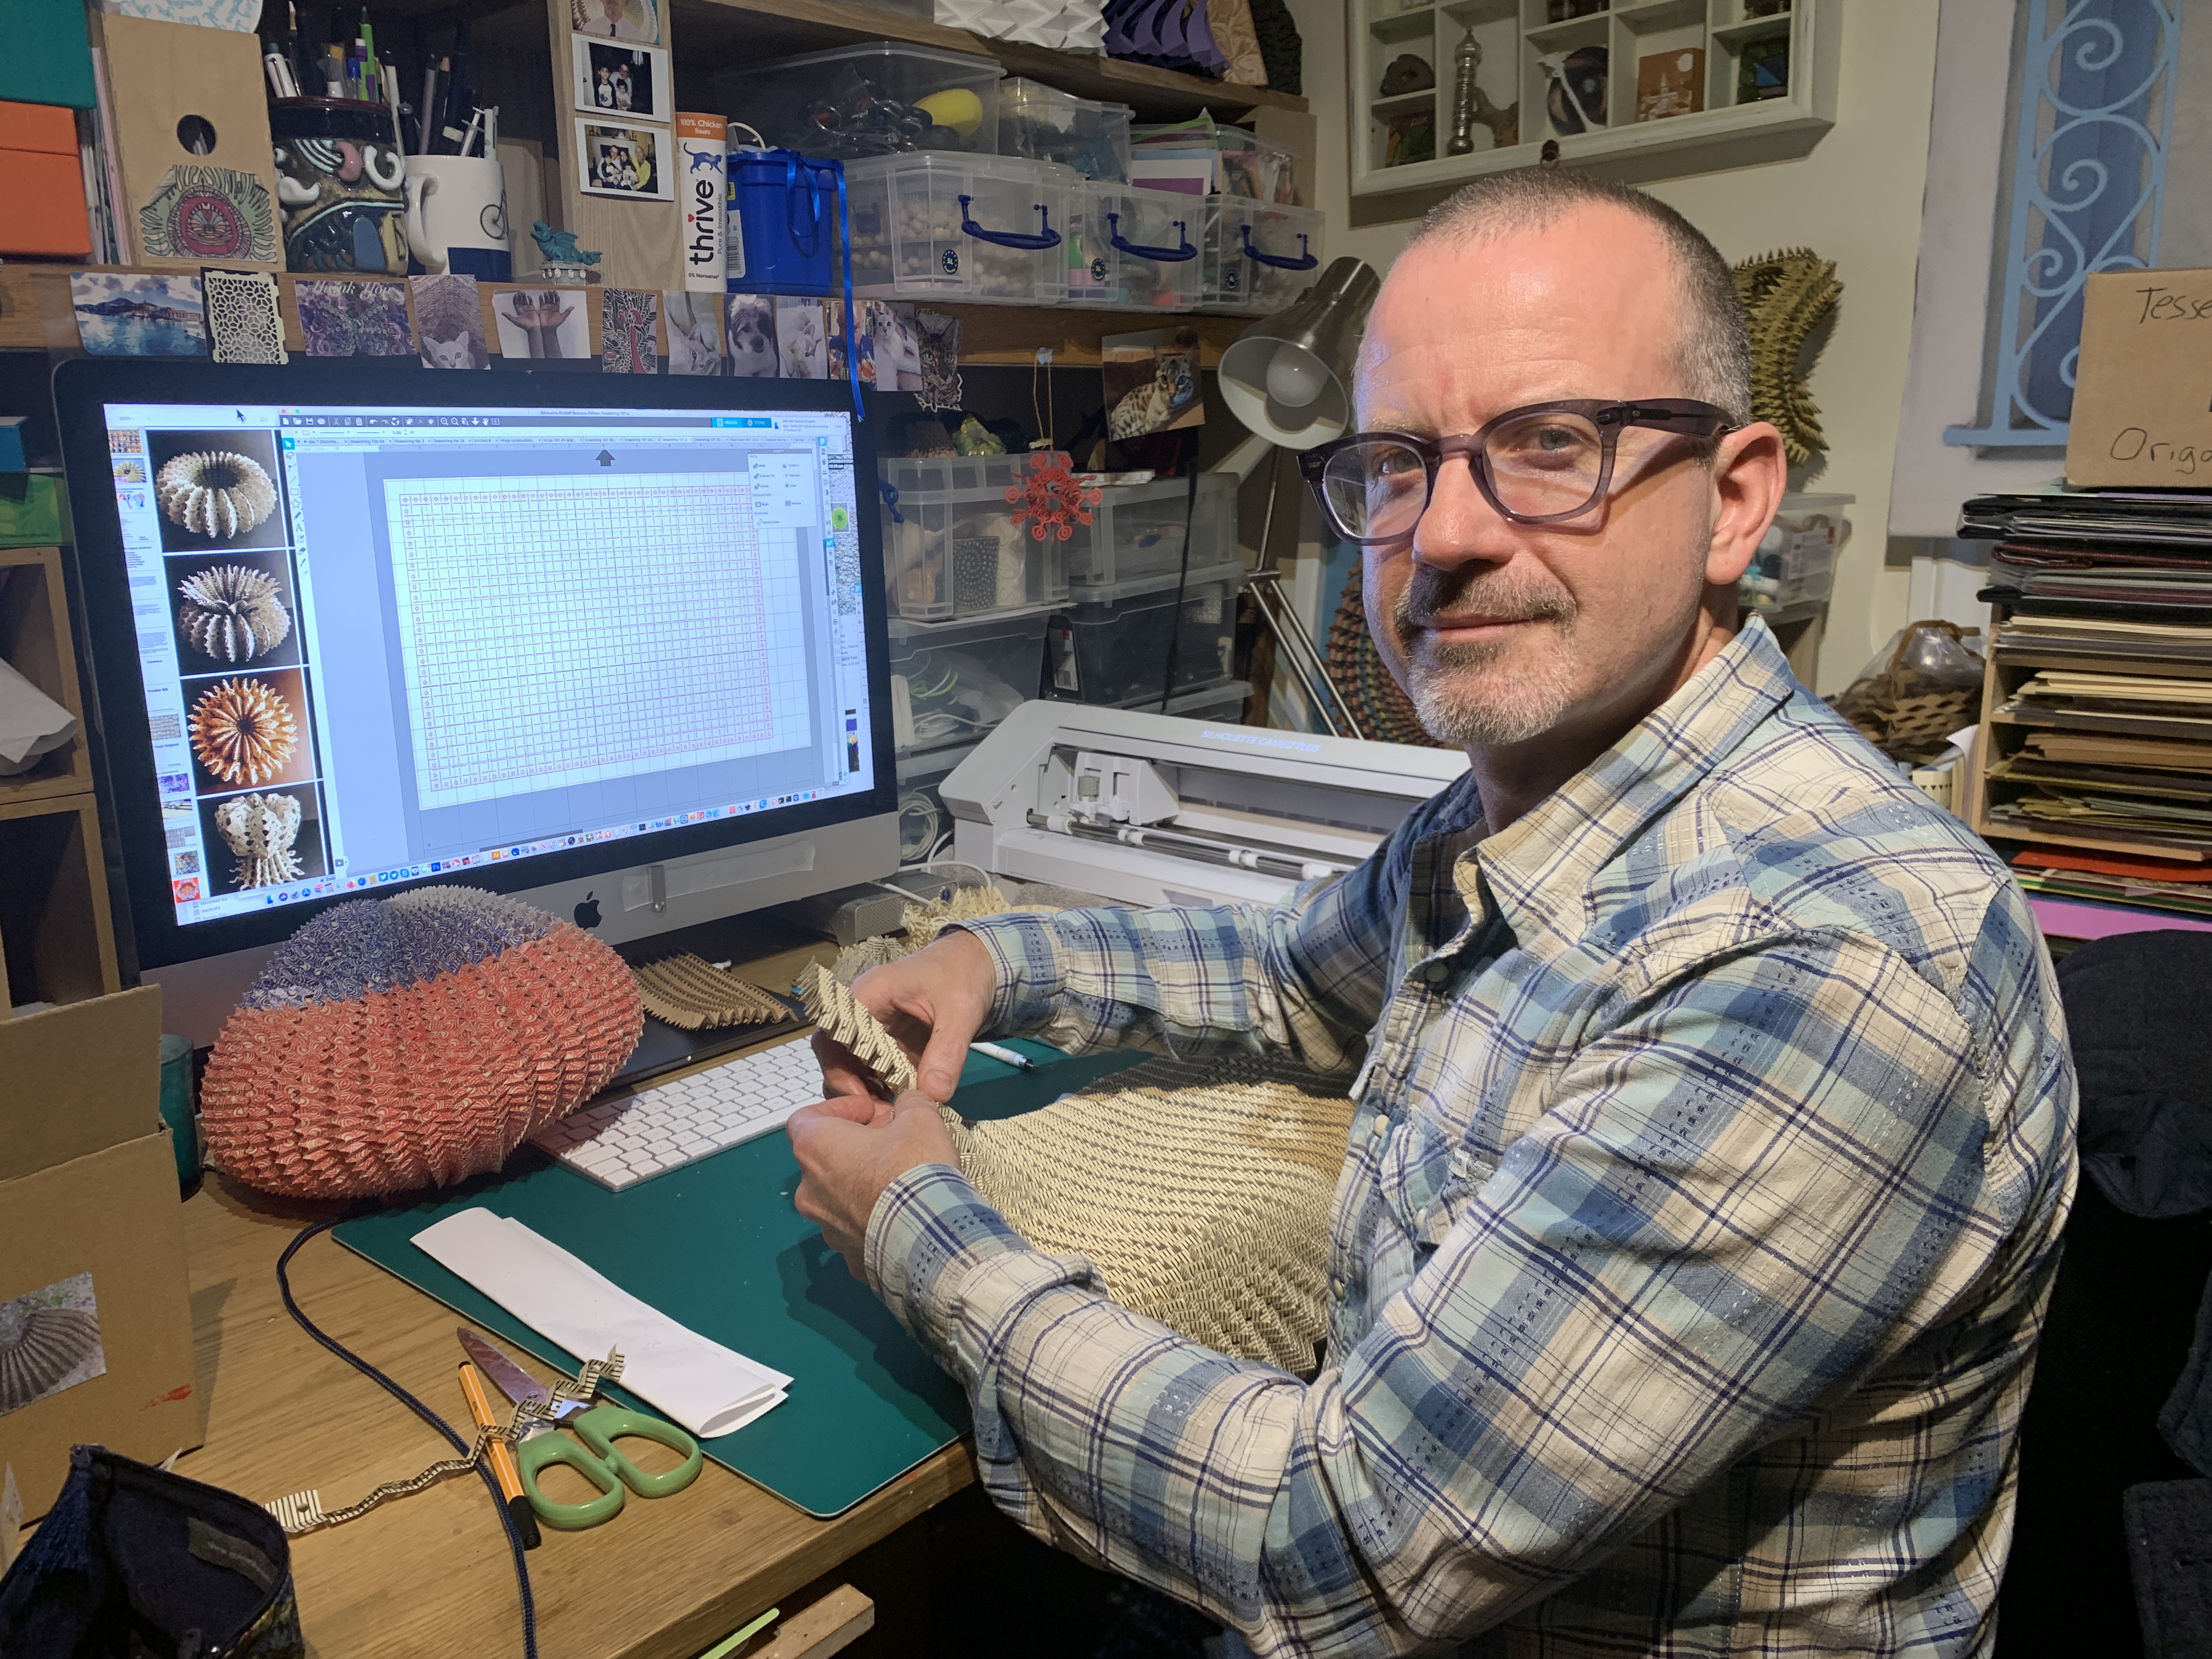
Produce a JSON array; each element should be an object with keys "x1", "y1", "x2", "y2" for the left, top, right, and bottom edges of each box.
[
  {"x1": 204, "y1": 269, "x2": 287, "y2": 364},
  {"x1": 166, "y1": 549, "x2": 303, "y2": 673},
  {"x1": 144, "y1": 431, "x2": 288, "y2": 554},
  {"x1": 602, "y1": 288, "x2": 661, "y2": 373},
  {"x1": 295, "y1": 279, "x2": 415, "y2": 357},
  {"x1": 827, "y1": 300, "x2": 872, "y2": 386},
  {"x1": 571, "y1": 0, "x2": 659, "y2": 43},
  {"x1": 1636, "y1": 47, "x2": 1705, "y2": 122},
  {"x1": 182, "y1": 665, "x2": 317, "y2": 795},
  {"x1": 576, "y1": 120, "x2": 673, "y2": 200},
  {"x1": 0, "y1": 1273, "x2": 105, "y2": 1419},
  {"x1": 411, "y1": 274, "x2": 489, "y2": 369},
  {"x1": 725, "y1": 294, "x2": 777, "y2": 377},
  {"x1": 571, "y1": 37, "x2": 669, "y2": 121},
  {"x1": 198, "y1": 781, "x2": 331, "y2": 894},
  {"x1": 1102, "y1": 326, "x2": 1205, "y2": 440},
  {"x1": 663, "y1": 291, "x2": 725, "y2": 375},
  {"x1": 70, "y1": 273, "x2": 209, "y2": 358},
  {"x1": 492, "y1": 287, "x2": 589, "y2": 360},
  {"x1": 775, "y1": 297, "x2": 827, "y2": 379},
  {"x1": 870, "y1": 301, "x2": 924, "y2": 393}
]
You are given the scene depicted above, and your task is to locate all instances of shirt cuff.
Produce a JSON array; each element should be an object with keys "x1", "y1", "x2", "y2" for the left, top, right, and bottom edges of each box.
[
  {"x1": 864, "y1": 1163, "x2": 1032, "y2": 1362},
  {"x1": 949, "y1": 914, "x2": 1066, "y2": 1034}
]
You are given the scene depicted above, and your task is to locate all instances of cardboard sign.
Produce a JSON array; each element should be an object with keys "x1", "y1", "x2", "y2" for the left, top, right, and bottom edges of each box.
[{"x1": 2067, "y1": 267, "x2": 2212, "y2": 486}]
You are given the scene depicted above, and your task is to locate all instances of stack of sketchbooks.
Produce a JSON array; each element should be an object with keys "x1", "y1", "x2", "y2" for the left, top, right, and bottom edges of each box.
[{"x1": 1964, "y1": 487, "x2": 2212, "y2": 909}]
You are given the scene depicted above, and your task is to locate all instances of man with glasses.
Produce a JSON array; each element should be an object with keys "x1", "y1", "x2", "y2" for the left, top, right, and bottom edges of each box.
[{"x1": 791, "y1": 168, "x2": 2075, "y2": 1655}]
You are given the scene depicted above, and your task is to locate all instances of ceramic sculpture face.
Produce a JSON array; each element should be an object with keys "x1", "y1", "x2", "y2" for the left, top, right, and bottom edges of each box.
[{"x1": 271, "y1": 132, "x2": 410, "y2": 273}]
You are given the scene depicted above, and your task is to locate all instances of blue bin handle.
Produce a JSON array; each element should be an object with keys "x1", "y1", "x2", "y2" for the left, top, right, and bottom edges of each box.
[
  {"x1": 1240, "y1": 223, "x2": 1317, "y2": 272},
  {"x1": 1107, "y1": 211, "x2": 1196, "y2": 263},
  {"x1": 958, "y1": 195, "x2": 1061, "y2": 251}
]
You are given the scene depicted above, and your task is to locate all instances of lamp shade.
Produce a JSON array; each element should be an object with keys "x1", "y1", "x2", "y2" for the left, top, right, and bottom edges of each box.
[{"x1": 1218, "y1": 257, "x2": 1382, "y2": 452}]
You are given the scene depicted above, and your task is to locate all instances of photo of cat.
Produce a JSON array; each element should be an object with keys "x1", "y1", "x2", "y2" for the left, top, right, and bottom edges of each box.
[
  {"x1": 726, "y1": 294, "x2": 778, "y2": 378},
  {"x1": 663, "y1": 292, "x2": 724, "y2": 376},
  {"x1": 409, "y1": 274, "x2": 488, "y2": 369},
  {"x1": 776, "y1": 298, "x2": 826, "y2": 380},
  {"x1": 492, "y1": 288, "x2": 588, "y2": 360}
]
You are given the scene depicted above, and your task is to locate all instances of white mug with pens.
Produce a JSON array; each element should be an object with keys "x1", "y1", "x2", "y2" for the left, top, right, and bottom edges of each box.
[{"x1": 405, "y1": 151, "x2": 510, "y2": 279}]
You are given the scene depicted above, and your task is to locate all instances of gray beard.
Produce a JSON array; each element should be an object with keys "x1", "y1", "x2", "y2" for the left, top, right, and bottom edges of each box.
[{"x1": 1392, "y1": 569, "x2": 1579, "y2": 748}]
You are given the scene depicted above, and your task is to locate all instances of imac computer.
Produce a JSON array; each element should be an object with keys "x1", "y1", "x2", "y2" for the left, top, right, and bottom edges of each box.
[{"x1": 55, "y1": 358, "x2": 896, "y2": 1047}]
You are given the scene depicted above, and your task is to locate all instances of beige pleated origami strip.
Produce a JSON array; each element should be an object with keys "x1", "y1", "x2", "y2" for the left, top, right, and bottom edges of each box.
[
  {"x1": 952, "y1": 1055, "x2": 1356, "y2": 1374},
  {"x1": 633, "y1": 954, "x2": 790, "y2": 1031},
  {"x1": 799, "y1": 961, "x2": 919, "y2": 1094}
]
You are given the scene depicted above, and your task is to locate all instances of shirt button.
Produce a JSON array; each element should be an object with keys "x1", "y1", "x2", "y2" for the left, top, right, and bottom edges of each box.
[
  {"x1": 1330, "y1": 1274, "x2": 1346, "y2": 1296},
  {"x1": 1423, "y1": 962, "x2": 1450, "y2": 984}
]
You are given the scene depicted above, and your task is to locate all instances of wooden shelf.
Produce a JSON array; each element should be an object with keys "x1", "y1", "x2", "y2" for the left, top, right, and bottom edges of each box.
[
  {"x1": 0, "y1": 263, "x2": 1268, "y2": 364},
  {"x1": 667, "y1": 0, "x2": 1303, "y2": 121},
  {"x1": 1350, "y1": 0, "x2": 1833, "y2": 212},
  {"x1": 0, "y1": 774, "x2": 121, "y2": 1014},
  {"x1": 0, "y1": 546, "x2": 95, "y2": 806}
]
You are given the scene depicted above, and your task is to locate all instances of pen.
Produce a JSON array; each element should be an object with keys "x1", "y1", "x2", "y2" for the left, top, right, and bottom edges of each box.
[
  {"x1": 969, "y1": 1040, "x2": 1035, "y2": 1072},
  {"x1": 458, "y1": 1361, "x2": 541, "y2": 1550}
]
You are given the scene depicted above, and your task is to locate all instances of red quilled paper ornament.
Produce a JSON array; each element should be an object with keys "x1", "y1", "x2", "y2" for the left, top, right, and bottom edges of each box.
[
  {"x1": 1005, "y1": 449, "x2": 1102, "y2": 543},
  {"x1": 199, "y1": 887, "x2": 642, "y2": 1199}
]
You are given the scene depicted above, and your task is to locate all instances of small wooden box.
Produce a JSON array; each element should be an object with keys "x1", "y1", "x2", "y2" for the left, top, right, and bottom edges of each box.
[{"x1": 0, "y1": 101, "x2": 90, "y2": 257}]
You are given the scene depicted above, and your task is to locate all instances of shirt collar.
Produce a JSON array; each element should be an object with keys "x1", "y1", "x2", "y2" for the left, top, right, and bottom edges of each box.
[{"x1": 1463, "y1": 615, "x2": 1799, "y2": 951}]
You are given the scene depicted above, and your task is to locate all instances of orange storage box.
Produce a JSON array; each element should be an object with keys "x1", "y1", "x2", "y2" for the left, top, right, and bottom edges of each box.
[{"x1": 0, "y1": 100, "x2": 92, "y2": 257}]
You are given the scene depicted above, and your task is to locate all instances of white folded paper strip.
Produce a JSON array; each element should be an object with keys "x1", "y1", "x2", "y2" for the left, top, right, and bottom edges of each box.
[{"x1": 411, "y1": 1207, "x2": 790, "y2": 1438}]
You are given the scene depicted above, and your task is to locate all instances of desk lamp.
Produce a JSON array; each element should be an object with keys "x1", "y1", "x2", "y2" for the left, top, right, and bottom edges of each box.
[{"x1": 1213, "y1": 257, "x2": 1383, "y2": 740}]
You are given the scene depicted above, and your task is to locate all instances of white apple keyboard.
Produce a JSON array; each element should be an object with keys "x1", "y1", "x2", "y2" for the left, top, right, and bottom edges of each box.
[{"x1": 532, "y1": 1037, "x2": 824, "y2": 1191}]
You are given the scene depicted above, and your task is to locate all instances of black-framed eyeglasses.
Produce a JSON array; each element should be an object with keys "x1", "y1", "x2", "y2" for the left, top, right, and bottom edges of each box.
[{"x1": 1297, "y1": 399, "x2": 1736, "y2": 544}]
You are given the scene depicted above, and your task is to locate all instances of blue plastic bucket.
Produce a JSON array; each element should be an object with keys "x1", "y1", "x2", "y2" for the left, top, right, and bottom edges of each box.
[{"x1": 726, "y1": 149, "x2": 843, "y2": 296}]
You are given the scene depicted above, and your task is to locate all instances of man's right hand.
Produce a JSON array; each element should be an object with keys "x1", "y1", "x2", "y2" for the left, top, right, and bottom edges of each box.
[{"x1": 812, "y1": 928, "x2": 996, "y2": 1104}]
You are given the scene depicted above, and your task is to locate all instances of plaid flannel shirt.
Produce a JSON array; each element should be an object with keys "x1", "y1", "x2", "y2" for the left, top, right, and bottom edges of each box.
[{"x1": 865, "y1": 618, "x2": 2078, "y2": 1657}]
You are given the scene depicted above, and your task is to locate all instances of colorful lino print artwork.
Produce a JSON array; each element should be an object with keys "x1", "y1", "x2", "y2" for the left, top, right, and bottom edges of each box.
[
  {"x1": 204, "y1": 269, "x2": 287, "y2": 365},
  {"x1": 137, "y1": 164, "x2": 278, "y2": 265},
  {"x1": 412, "y1": 274, "x2": 488, "y2": 368},
  {"x1": 602, "y1": 288, "x2": 659, "y2": 373},
  {"x1": 0, "y1": 1272, "x2": 105, "y2": 1418},
  {"x1": 71, "y1": 273, "x2": 209, "y2": 357},
  {"x1": 295, "y1": 279, "x2": 415, "y2": 357}
]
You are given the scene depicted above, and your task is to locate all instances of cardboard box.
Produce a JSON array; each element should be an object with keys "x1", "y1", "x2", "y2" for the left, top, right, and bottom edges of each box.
[
  {"x1": 0, "y1": 986, "x2": 204, "y2": 1521},
  {"x1": 1636, "y1": 49, "x2": 1705, "y2": 122},
  {"x1": 2067, "y1": 268, "x2": 2212, "y2": 487},
  {"x1": 0, "y1": 99, "x2": 90, "y2": 257}
]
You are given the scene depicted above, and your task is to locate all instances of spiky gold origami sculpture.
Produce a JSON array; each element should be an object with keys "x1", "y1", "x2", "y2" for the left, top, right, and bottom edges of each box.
[{"x1": 1733, "y1": 247, "x2": 1841, "y2": 466}]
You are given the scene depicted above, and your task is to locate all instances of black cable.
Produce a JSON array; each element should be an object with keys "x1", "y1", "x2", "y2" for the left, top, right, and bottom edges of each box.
[
  {"x1": 1156, "y1": 428, "x2": 1204, "y2": 714},
  {"x1": 277, "y1": 1216, "x2": 538, "y2": 1659}
]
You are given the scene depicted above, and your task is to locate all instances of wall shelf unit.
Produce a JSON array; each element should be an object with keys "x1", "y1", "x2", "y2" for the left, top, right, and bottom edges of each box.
[{"x1": 1349, "y1": 0, "x2": 1832, "y2": 210}]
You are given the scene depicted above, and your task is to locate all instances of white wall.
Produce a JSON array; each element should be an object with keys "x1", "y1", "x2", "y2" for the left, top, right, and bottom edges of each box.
[{"x1": 1279, "y1": 0, "x2": 1942, "y2": 692}]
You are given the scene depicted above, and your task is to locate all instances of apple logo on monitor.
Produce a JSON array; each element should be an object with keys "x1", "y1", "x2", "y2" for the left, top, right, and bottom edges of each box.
[{"x1": 574, "y1": 892, "x2": 601, "y2": 929}]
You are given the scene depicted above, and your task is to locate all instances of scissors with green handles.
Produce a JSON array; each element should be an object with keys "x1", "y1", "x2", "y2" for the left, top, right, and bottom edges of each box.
[{"x1": 457, "y1": 1329, "x2": 703, "y2": 1531}]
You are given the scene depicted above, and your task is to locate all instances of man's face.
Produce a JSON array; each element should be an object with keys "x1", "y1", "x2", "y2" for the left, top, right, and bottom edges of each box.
[{"x1": 1356, "y1": 207, "x2": 1755, "y2": 753}]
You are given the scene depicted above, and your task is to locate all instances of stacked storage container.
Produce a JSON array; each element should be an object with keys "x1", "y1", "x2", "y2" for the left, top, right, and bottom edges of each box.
[
  {"x1": 1199, "y1": 200, "x2": 1325, "y2": 313},
  {"x1": 845, "y1": 154, "x2": 1078, "y2": 304},
  {"x1": 880, "y1": 454, "x2": 1075, "y2": 620}
]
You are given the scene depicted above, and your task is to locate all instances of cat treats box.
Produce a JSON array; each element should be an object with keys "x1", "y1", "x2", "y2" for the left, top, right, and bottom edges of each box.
[{"x1": 0, "y1": 987, "x2": 205, "y2": 1521}]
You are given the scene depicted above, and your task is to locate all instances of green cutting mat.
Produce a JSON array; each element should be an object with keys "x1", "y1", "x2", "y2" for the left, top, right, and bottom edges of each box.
[{"x1": 333, "y1": 1039, "x2": 1145, "y2": 1517}]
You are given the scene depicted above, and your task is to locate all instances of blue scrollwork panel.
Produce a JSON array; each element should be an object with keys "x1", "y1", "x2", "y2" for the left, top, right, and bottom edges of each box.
[{"x1": 1944, "y1": 0, "x2": 2179, "y2": 449}]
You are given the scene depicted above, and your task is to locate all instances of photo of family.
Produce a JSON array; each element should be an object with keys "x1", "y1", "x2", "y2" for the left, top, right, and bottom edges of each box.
[
  {"x1": 576, "y1": 121, "x2": 673, "y2": 200},
  {"x1": 570, "y1": 38, "x2": 668, "y2": 120}
]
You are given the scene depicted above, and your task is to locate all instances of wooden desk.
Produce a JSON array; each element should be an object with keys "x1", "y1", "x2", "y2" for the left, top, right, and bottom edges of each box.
[{"x1": 167, "y1": 933, "x2": 975, "y2": 1658}]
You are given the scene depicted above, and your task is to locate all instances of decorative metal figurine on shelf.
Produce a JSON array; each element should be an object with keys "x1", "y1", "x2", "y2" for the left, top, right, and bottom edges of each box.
[
  {"x1": 531, "y1": 221, "x2": 605, "y2": 285},
  {"x1": 1446, "y1": 31, "x2": 1519, "y2": 155}
]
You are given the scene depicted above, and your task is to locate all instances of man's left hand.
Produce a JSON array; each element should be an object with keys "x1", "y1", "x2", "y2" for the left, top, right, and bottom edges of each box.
[{"x1": 789, "y1": 1090, "x2": 958, "y2": 1277}]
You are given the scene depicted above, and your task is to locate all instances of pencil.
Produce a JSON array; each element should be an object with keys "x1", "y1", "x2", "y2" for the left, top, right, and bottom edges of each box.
[{"x1": 459, "y1": 1361, "x2": 541, "y2": 1550}]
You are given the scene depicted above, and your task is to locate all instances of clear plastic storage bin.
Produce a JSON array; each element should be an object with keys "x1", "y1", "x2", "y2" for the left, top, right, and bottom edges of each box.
[
  {"x1": 713, "y1": 43, "x2": 1003, "y2": 159},
  {"x1": 1086, "y1": 185, "x2": 1201, "y2": 312},
  {"x1": 847, "y1": 154, "x2": 1074, "y2": 303},
  {"x1": 1048, "y1": 563, "x2": 1246, "y2": 705},
  {"x1": 1069, "y1": 472, "x2": 1237, "y2": 586},
  {"x1": 997, "y1": 80, "x2": 1133, "y2": 182},
  {"x1": 1741, "y1": 493, "x2": 1852, "y2": 611},
  {"x1": 888, "y1": 610, "x2": 1049, "y2": 760},
  {"x1": 1200, "y1": 200, "x2": 1324, "y2": 313},
  {"x1": 881, "y1": 455, "x2": 1077, "y2": 620}
]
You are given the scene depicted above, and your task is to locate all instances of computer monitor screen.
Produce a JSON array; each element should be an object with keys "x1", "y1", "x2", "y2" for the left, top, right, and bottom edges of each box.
[{"x1": 58, "y1": 360, "x2": 891, "y2": 978}]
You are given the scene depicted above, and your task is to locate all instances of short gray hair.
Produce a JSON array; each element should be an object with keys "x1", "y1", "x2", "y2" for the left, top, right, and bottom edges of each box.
[{"x1": 1403, "y1": 168, "x2": 1751, "y2": 426}]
